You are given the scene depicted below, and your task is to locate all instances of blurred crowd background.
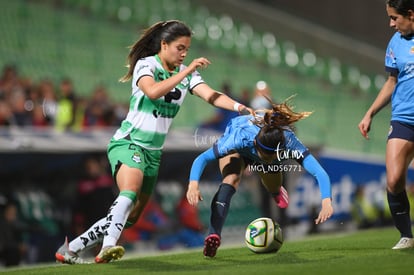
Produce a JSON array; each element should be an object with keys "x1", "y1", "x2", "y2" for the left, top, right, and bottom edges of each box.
[{"x1": 1, "y1": 0, "x2": 411, "y2": 268}]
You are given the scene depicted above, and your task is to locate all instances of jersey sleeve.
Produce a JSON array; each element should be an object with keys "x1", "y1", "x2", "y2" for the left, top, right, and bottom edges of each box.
[
  {"x1": 189, "y1": 147, "x2": 216, "y2": 181},
  {"x1": 302, "y1": 154, "x2": 332, "y2": 199},
  {"x1": 135, "y1": 58, "x2": 155, "y2": 81},
  {"x1": 188, "y1": 69, "x2": 205, "y2": 91},
  {"x1": 385, "y1": 33, "x2": 399, "y2": 75},
  {"x1": 214, "y1": 122, "x2": 250, "y2": 157},
  {"x1": 284, "y1": 130, "x2": 310, "y2": 161}
]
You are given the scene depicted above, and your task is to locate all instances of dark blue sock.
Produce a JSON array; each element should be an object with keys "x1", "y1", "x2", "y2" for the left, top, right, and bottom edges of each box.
[
  {"x1": 387, "y1": 190, "x2": 413, "y2": 238},
  {"x1": 209, "y1": 183, "x2": 236, "y2": 237}
]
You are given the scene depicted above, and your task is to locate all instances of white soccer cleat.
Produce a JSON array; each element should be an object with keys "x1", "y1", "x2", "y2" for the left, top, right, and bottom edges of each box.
[
  {"x1": 55, "y1": 237, "x2": 90, "y2": 264},
  {"x1": 392, "y1": 237, "x2": 414, "y2": 250}
]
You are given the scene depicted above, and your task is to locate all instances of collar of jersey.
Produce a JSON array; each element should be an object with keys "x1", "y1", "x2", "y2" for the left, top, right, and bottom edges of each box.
[{"x1": 155, "y1": 54, "x2": 180, "y2": 76}]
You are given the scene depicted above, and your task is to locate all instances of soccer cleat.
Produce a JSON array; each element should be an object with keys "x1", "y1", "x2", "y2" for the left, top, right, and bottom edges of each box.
[
  {"x1": 275, "y1": 186, "x2": 289, "y2": 208},
  {"x1": 95, "y1": 245, "x2": 125, "y2": 263},
  {"x1": 392, "y1": 237, "x2": 414, "y2": 249},
  {"x1": 203, "y1": 234, "x2": 221, "y2": 258},
  {"x1": 55, "y1": 237, "x2": 90, "y2": 264}
]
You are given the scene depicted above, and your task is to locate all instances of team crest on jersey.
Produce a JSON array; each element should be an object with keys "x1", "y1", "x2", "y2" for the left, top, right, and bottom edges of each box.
[
  {"x1": 132, "y1": 152, "x2": 142, "y2": 163},
  {"x1": 388, "y1": 125, "x2": 393, "y2": 137},
  {"x1": 180, "y1": 76, "x2": 189, "y2": 87},
  {"x1": 410, "y1": 46, "x2": 414, "y2": 54}
]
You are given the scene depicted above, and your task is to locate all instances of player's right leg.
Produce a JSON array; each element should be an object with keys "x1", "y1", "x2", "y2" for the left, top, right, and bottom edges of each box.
[
  {"x1": 385, "y1": 138, "x2": 414, "y2": 249},
  {"x1": 204, "y1": 183, "x2": 236, "y2": 257},
  {"x1": 203, "y1": 154, "x2": 243, "y2": 258}
]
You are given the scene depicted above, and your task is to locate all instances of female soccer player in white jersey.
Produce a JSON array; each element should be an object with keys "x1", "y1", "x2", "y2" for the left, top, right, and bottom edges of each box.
[
  {"x1": 55, "y1": 20, "x2": 250, "y2": 264},
  {"x1": 187, "y1": 97, "x2": 334, "y2": 257},
  {"x1": 359, "y1": 0, "x2": 414, "y2": 250}
]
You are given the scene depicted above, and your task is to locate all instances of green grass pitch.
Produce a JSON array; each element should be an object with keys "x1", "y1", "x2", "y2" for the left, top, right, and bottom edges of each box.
[{"x1": 3, "y1": 227, "x2": 413, "y2": 275}]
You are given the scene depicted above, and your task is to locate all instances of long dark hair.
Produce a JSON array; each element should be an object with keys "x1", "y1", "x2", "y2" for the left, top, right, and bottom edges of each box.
[
  {"x1": 253, "y1": 95, "x2": 312, "y2": 153},
  {"x1": 387, "y1": 0, "x2": 414, "y2": 16},
  {"x1": 119, "y1": 20, "x2": 192, "y2": 82}
]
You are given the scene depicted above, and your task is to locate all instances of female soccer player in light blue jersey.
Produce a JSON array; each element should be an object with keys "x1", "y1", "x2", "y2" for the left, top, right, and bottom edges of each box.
[
  {"x1": 187, "y1": 97, "x2": 334, "y2": 257},
  {"x1": 359, "y1": 0, "x2": 414, "y2": 250},
  {"x1": 55, "y1": 20, "x2": 250, "y2": 264}
]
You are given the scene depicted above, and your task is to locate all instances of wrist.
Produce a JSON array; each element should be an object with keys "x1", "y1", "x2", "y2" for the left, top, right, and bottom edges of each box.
[
  {"x1": 233, "y1": 102, "x2": 244, "y2": 112},
  {"x1": 188, "y1": 180, "x2": 199, "y2": 189},
  {"x1": 322, "y1": 197, "x2": 332, "y2": 205}
]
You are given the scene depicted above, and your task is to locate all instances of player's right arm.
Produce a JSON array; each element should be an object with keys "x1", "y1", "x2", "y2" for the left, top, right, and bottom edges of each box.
[
  {"x1": 187, "y1": 147, "x2": 217, "y2": 206},
  {"x1": 138, "y1": 57, "x2": 210, "y2": 100},
  {"x1": 358, "y1": 74, "x2": 396, "y2": 139}
]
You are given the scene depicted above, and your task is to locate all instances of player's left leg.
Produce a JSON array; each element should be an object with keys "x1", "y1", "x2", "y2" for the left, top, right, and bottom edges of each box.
[
  {"x1": 259, "y1": 171, "x2": 288, "y2": 208},
  {"x1": 95, "y1": 164, "x2": 141, "y2": 263}
]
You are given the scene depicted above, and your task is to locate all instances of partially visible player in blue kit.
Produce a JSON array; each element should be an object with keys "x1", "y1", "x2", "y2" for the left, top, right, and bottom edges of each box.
[
  {"x1": 187, "y1": 96, "x2": 334, "y2": 257},
  {"x1": 358, "y1": 0, "x2": 414, "y2": 250}
]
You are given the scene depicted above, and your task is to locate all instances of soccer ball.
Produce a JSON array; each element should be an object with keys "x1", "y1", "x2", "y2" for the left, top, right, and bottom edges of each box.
[{"x1": 245, "y1": 217, "x2": 283, "y2": 253}]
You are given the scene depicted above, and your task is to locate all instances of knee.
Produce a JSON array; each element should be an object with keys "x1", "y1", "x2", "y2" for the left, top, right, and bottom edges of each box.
[
  {"x1": 222, "y1": 174, "x2": 240, "y2": 188},
  {"x1": 387, "y1": 174, "x2": 406, "y2": 194}
]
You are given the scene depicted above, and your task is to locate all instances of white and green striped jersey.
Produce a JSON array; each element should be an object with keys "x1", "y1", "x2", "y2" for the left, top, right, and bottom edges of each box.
[{"x1": 112, "y1": 55, "x2": 204, "y2": 150}]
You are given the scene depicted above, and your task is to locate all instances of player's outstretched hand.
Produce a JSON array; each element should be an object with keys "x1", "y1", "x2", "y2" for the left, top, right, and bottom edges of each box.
[
  {"x1": 239, "y1": 106, "x2": 254, "y2": 115},
  {"x1": 315, "y1": 198, "x2": 333, "y2": 224},
  {"x1": 358, "y1": 115, "x2": 371, "y2": 139},
  {"x1": 187, "y1": 57, "x2": 211, "y2": 73},
  {"x1": 186, "y1": 181, "x2": 203, "y2": 206}
]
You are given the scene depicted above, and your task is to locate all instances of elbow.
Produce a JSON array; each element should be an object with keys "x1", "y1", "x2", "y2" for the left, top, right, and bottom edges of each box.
[
  {"x1": 146, "y1": 92, "x2": 160, "y2": 100},
  {"x1": 206, "y1": 92, "x2": 221, "y2": 106}
]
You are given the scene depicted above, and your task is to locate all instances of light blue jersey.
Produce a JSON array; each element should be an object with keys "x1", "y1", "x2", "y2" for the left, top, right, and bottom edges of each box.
[
  {"x1": 213, "y1": 115, "x2": 309, "y2": 163},
  {"x1": 385, "y1": 32, "x2": 414, "y2": 125},
  {"x1": 189, "y1": 115, "x2": 331, "y2": 199}
]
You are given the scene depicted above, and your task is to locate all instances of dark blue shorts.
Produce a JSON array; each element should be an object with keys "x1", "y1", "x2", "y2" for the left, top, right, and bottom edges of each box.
[{"x1": 388, "y1": 121, "x2": 414, "y2": 142}]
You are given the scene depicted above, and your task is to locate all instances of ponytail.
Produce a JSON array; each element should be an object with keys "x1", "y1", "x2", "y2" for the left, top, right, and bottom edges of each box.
[{"x1": 119, "y1": 20, "x2": 192, "y2": 82}]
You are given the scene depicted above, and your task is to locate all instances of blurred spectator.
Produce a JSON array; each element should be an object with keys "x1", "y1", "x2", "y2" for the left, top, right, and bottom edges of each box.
[
  {"x1": 163, "y1": 193, "x2": 205, "y2": 249},
  {"x1": 0, "y1": 195, "x2": 27, "y2": 267},
  {"x1": 121, "y1": 193, "x2": 205, "y2": 251},
  {"x1": 73, "y1": 156, "x2": 116, "y2": 234},
  {"x1": 37, "y1": 78, "x2": 58, "y2": 125},
  {"x1": 9, "y1": 89, "x2": 32, "y2": 126},
  {"x1": 31, "y1": 104, "x2": 49, "y2": 128},
  {"x1": 14, "y1": 188, "x2": 60, "y2": 263},
  {"x1": 71, "y1": 156, "x2": 116, "y2": 256},
  {"x1": 121, "y1": 197, "x2": 171, "y2": 246},
  {"x1": 0, "y1": 99, "x2": 14, "y2": 126},
  {"x1": 350, "y1": 185, "x2": 393, "y2": 229},
  {"x1": 0, "y1": 65, "x2": 129, "y2": 130},
  {"x1": 250, "y1": 80, "x2": 273, "y2": 110},
  {"x1": 83, "y1": 85, "x2": 115, "y2": 128},
  {"x1": 239, "y1": 86, "x2": 252, "y2": 107},
  {"x1": 0, "y1": 64, "x2": 33, "y2": 127},
  {"x1": 55, "y1": 78, "x2": 79, "y2": 132},
  {"x1": 0, "y1": 64, "x2": 24, "y2": 100},
  {"x1": 408, "y1": 184, "x2": 414, "y2": 222}
]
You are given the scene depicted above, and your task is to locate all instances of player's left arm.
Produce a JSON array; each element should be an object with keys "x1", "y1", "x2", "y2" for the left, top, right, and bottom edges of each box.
[
  {"x1": 301, "y1": 154, "x2": 334, "y2": 224},
  {"x1": 192, "y1": 83, "x2": 252, "y2": 114}
]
